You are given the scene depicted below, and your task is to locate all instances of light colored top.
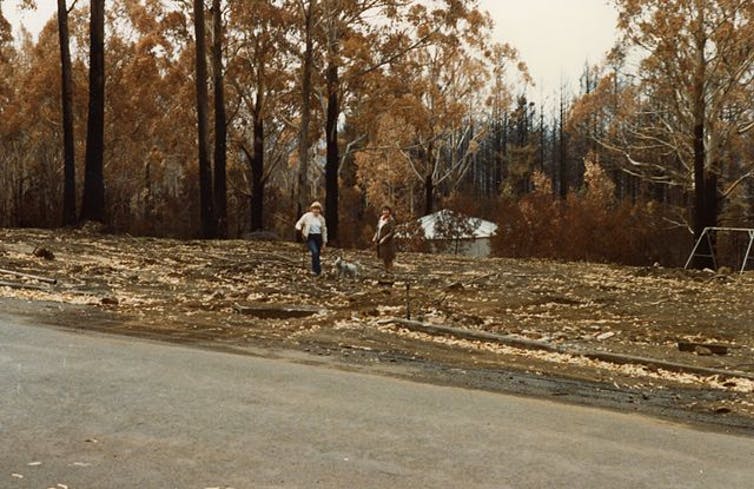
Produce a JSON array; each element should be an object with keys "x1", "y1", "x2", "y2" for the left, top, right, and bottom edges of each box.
[
  {"x1": 295, "y1": 212, "x2": 328, "y2": 244},
  {"x1": 374, "y1": 216, "x2": 394, "y2": 243},
  {"x1": 377, "y1": 217, "x2": 388, "y2": 233}
]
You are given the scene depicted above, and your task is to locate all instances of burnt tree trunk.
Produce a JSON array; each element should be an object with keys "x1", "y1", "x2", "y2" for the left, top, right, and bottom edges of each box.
[
  {"x1": 194, "y1": 0, "x2": 215, "y2": 238},
  {"x1": 558, "y1": 91, "x2": 568, "y2": 199},
  {"x1": 325, "y1": 59, "x2": 339, "y2": 243},
  {"x1": 80, "y1": 0, "x2": 105, "y2": 223},
  {"x1": 57, "y1": 0, "x2": 76, "y2": 226},
  {"x1": 424, "y1": 174, "x2": 434, "y2": 216},
  {"x1": 250, "y1": 114, "x2": 265, "y2": 232},
  {"x1": 212, "y1": 0, "x2": 227, "y2": 238},
  {"x1": 691, "y1": 7, "x2": 714, "y2": 269},
  {"x1": 296, "y1": 1, "x2": 315, "y2": 215}
]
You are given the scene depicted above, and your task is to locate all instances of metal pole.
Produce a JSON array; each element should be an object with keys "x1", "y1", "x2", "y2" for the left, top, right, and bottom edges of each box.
[
  {"x1": 706, "y1": 231, "x2": 718, "y2": 270},
  {"x1": 741, "y1": 231, "x2": 754, "y2": 274},
  {"x1": 684, "y1": 227, "x2": 708, "y2": 269}
]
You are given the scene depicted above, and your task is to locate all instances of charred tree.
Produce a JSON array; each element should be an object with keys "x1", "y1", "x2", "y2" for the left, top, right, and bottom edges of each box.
[
  {"x1": 296, "y1": 1, "x2": 315, "y2": 216},
  {"x1": 241, "y1": 107, "x2": 266, "y2": 232},
  {"x1": 80, "y1": 0, "x2": 106, "y2": 223},
  {"x1": 211, "y1": 0, "x2": 227, "y2": 238},
  {"x1": 194, "y1": 0, "x2": 216, "y2": 238},
  {"x1": 57, "y1": 0, "x2": 76, "y2": 226},
  {"x1": 325, "y1": 58, "x2": 339, "y2": 242}
]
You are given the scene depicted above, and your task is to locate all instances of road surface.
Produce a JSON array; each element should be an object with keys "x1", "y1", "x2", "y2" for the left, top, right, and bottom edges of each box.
[{"x1": 1, "y1": 313, "x2": 753, "y2": 488}]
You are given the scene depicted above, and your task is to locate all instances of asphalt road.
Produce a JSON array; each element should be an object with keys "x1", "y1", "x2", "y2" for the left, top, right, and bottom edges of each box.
[{"x1": 1, "y1": 313, "x2": 753, "y2": 489}]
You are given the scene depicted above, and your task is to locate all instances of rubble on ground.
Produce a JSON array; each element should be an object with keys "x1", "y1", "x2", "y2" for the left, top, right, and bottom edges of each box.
[{"x1": 1, "y1": 228, "x2": 753, "y2": 417}]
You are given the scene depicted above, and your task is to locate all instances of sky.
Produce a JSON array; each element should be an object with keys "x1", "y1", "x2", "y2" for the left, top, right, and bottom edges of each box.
[
  {"x1": 481, "y1": 0, "x2": 619, "y2": 104},
  {"x1": 3, "y1": 0, "x2": 619, "y2": 105}
]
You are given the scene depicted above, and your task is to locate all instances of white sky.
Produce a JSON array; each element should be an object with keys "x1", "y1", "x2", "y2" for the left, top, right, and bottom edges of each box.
[
  {"x1": 3, "y1": 0, "x2": 56, "y2": 36},
  {"x1": 481, "y1": 0, "x2": 618, "y2": 104},
  {"x1": 4, "y1": 0, "x2": 619, "y2": 105}
]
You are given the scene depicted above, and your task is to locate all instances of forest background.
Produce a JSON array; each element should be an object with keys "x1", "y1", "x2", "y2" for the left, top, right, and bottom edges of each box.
[{"x1": 0, "y1": 0, "x2": 752, "y2": 268}]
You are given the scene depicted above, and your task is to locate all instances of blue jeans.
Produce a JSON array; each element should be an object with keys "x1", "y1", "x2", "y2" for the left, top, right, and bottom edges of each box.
[{"x1": 307, "y1": 234, "x2": 323, "y2": 275}]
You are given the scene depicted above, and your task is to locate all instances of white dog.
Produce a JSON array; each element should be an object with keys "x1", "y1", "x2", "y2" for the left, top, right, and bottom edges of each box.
[{"x1": 334, "y1": 256, "x2": 361, "y2": 279}]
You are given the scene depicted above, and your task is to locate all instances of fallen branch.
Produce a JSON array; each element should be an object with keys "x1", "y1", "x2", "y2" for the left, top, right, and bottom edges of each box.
[
  {"x1": 377, "y1": 318, "x2": 561, "y2": 353},
  {"x1": 0, "y1": 268, "x2": 58, "y2": 285},
  {"x1": 435, "y1": 272, "x2": 499, "y2": 307},
  {"x1": 377, "y1": 317, "x2": 754, "y2": 382},
  {"x1": 0, "y1": 280, "x2": 51, "y2": 291},
  {"x1": 444, "y1": 272, "x2": 498, "y2": 291}
]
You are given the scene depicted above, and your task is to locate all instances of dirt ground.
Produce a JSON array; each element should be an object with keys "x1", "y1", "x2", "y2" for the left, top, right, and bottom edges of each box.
[{"x1": 2, "y1": 228, "x2": 754, "y2": 429}]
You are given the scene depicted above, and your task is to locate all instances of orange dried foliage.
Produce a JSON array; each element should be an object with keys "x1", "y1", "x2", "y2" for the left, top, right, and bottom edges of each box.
[{"x1": 492, "y1": 159, "x2": 691, "y2": 266}]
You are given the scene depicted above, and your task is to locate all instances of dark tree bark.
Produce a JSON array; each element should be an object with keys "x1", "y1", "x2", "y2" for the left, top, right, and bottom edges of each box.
[
  {"x1": 558, "y1": 91, "x2": 568, "y2": 199},
  {"x1": 323, "y1": 5, "x2": 341, "y2": 243},
  {"x1": 424, "y1": 174, "x2": 434, "y2": 216},
  {"x1": 240, "y1": 113, "x2": 265, "y2": 232},
  {"x1": 691, "y1": 6, "x2": 715, "y2": 269},
  {"x1": 57, "y1": 0, "x2": 76, "y2": 226},
  {"x1": 80, "y1": 0, "x2": 106, "y2": 223},
  {"x1": 252, "y1": 117, "x2": 265, "y2": 232},
  {"x1": 211, "y1": 0, "x2": 227, "y2": 238},
  {"x1": 325, "y1": 59, "x2": 339, "y2": 243},
  {"x1": 252, "y1": 113, "x2": 265, "y2": 231},
  {"x1": 194, "y1": 0, "x2": 215, "y2": 238},
  {"x1": 500, "y1": 113, "x2": 508, "y2": 194},
  {"x1": 296, "y1": 1, "x2": 315, "y2": 216},
  {"x1": 539, "y1": 109, "x2": 545, "y2": 173}
]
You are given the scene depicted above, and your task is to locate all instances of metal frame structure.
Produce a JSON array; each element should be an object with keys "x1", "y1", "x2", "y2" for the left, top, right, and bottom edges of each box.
[{"x1": 684, "y1": 227, "x2": 754, "y2": 274}]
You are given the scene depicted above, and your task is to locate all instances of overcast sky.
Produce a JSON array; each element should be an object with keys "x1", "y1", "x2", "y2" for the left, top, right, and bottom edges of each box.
[
  {"x1": 482, "y1": 0, "x2": 618, "y2": 104},
  {"x1": 4, "y1": 0, "x2": 619, "y2": 104}
]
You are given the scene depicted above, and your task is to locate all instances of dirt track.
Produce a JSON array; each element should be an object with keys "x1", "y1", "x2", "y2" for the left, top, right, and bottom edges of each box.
[{"x1": 1, "y1": 228, "x2": 754, "y2": 428}]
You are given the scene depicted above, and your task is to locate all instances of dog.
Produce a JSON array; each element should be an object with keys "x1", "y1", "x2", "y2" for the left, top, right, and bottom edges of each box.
[{"x1": 334, "y1": 256, "x2": 361, "y2": 279}]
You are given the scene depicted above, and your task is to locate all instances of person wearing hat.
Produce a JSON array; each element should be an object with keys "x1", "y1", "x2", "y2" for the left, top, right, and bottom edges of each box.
[{"x1": 295, "y1": 201, "x2": 328, "y2": 276}]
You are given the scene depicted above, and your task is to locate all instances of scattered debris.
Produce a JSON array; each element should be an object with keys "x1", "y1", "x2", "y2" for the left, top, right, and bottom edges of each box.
[
  {"x1": 695, "y1": 346, "x2": 713, "y2": 356},
  {"x1": 32, "y1": 246, "x2": 55, "y2": 260},
  {"x1": 233, "y1": 302, "x2": 322, "y2": 319},
  {"x1": 678, "y1": 341, "x2": 729, "y2": 355},
  {"x1": 242, "y1": 231, "x2": 279, "y2": 241},
  {"x1": 0, "y1": 268, "x2": 57, "y2": 284},
  {"x1": 0, "y1": 280, "x2": 49, "y2": 291},
  {"x1": 2, "y1": 227, "x2": 754, "y2": 418},
  {"x1": 101, "y1": 297, "x2": 119, "y2": 306}
]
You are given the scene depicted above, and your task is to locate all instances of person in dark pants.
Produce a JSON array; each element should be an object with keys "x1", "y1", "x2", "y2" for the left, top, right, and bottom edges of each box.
[{"x1": 295, "y1": 201, "x2": 328, "y2": 276}]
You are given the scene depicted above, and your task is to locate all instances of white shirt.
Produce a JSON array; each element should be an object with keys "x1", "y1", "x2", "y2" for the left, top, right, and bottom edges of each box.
[{"x1": 295, "y1": 212, "x2": 328, "y2": 243}]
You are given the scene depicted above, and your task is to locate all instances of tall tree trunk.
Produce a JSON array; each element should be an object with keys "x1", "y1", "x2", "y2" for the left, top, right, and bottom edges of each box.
[
  {"x1": 558, "y1": 92, "x2": 568, "y2": 199},
  {"x1": 57, "y1": 0, "x2": 76, "y2": 226},
  {"x1": 691, "y1": 4, "x2": 711, "y2": 269},
  {"x1": 80, "y1": 0, "x2": 105, "y2": 223},
  {"x1": 424, "y1": 174, "x2": 434, "y2": 216},
  {"x1": 324, "y1": 5, "x2": 341, "y2": 243},
  {"x1": 194, "y1": 0, "x2": 215, "y2": 238},
  {"x1": 501, "y1": 113, "x2": 508, "y2": 193},
  {"x1": 325, "y1": 59, "x2": 339, "y2": 243},
  {"x1": 211, "y1": 0, "x2": 227, "y2": 238},
  {"x1": 296, "y1": 1, "x2": 315, "y2": 217},
  {"x1": 250, "y1": 114, "x2": 264, "y2": 232}
]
